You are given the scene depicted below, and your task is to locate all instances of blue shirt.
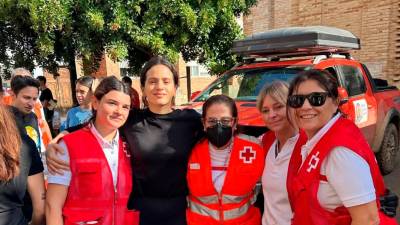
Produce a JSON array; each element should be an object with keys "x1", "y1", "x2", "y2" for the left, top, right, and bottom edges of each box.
[{"x1": 61, "y1": 106, "x2": 92, "y2": 131}]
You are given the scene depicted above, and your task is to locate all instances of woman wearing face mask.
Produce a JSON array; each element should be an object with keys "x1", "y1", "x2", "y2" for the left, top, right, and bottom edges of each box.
[
  {"x1": 45, "y1": 76, "x2": 137, "y2": 225},
  {"x1": 286, "y1": 69, "x2": 397, "y2": 225},
  {"x1": 186, "y1": 94, "x2": 264, "y2": 225},
  {"x1": 46, "y1": 56, "x2": 204, "y2": 225},
  {"x1": 256, "y1": 81, "x2": 307, "y2": 225}
]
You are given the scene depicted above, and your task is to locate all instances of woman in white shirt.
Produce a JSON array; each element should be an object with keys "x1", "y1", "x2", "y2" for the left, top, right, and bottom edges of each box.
[
  {"x1": 256, "y1": 81, "x2": 307, "y2": 225},
  {"x1": 286, "y1": 69, "x2": 395, "y2": 225}
]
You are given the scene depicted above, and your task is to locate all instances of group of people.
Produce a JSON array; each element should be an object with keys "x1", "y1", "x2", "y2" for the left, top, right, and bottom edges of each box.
[{"x1": 0, "y1": 56, "x2": 398, "y2": 225}]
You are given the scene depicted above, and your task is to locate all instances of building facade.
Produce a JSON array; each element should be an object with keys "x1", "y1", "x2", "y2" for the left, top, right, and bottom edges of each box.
[{"x1": 243, "y1": 0, "x2": 400, "y2": 83}]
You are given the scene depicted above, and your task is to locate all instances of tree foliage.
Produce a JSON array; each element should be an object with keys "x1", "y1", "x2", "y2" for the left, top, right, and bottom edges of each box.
[{"x1": 0, "y1": 0, "x2": 257, "y2": 76}]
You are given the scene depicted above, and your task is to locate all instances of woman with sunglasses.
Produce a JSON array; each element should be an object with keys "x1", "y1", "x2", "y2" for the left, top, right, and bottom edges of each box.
[
  {"x1": 286, "y1": 69, "x2": 396, "y2": 225},
  {"x1": 256, "y1": 81, "x2": 307, "y2": 225},
  {"x1": 186, "y1": 94, "x2": 264, "y2": 225}
]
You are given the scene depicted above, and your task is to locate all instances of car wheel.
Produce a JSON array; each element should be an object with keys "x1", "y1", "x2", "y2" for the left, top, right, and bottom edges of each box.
[{"x1": 377, "y1": 123, "x2": 399, "y2": 175}]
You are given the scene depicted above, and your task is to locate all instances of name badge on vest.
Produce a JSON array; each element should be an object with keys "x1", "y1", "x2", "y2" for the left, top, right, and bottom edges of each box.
[{"x1": 190, "y1": 163, "x2": 200, "y2": 170}]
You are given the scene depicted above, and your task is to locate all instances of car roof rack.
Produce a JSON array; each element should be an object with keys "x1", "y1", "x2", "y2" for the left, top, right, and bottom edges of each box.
[{"x1": 232, "y1": 26, "x2": 360, "y2": 60}]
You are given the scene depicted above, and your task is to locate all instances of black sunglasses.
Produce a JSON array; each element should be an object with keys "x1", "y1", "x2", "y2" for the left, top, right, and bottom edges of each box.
[{"x1": 287, "y1": 92, "x2": 331, "y2": 108}]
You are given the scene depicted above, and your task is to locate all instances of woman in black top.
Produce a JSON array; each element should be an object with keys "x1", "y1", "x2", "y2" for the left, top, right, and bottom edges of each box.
[
  {"x1": 0, "y1": 104, "x2": 45, "y2": 225},
  {"x1": 46, "y1": 56, "x2": 203, "y2": 225}
]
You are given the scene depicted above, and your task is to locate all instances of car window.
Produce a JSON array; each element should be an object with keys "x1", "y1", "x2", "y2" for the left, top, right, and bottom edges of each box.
[
  {"x1": 194, "y1": 67, "x2": 305, "y2": 102},
  {"x1": 339, "y1": 65, "x2": 366, "y2": 96}
]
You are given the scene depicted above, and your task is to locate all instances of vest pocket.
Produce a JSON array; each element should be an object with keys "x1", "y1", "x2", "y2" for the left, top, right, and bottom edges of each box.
[
  {"x1": 124, "y1": 210, "x2": 140, "y2": 225},
  {"x1": 76, "y1": 162, "x2": 102, "y2": 197},
  {"x1": 63, "y1": 208, "x2": 105, "y2": 225}
]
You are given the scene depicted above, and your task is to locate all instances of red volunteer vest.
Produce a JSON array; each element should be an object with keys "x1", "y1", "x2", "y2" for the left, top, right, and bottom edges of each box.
[
  {"x1": 62, "y1": 127, "x2": 138, "y2": 225},
  {"x1": 186, "y1": 134, "x2": 265, "y2": 225},
  {"x1": 261, "y1": 130, "x2": 307, "y2": 211},
  {"x1": 287, "y1": 117, "x2": 397, "y2": 225}
]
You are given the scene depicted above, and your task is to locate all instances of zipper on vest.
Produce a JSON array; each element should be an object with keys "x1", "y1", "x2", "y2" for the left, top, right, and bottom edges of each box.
[
  {"x1": 113, "y1": 189, "x2": 117, "y2": 225},
  {"x1": 218, "y1": 193, "x2": 223, "y2": 224}
]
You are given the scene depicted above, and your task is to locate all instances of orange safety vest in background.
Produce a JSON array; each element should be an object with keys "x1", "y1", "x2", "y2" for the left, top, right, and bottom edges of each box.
[
  {"x1": 2, "y1": 95, "x2": 52, "y2": 147},
  {"x1": 187, "y1": 134, "x2": 265, "y2": 225}
]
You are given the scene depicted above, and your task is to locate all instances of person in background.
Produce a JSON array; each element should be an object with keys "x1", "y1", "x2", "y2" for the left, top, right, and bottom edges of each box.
[
  {"x1": 46, "y1": 76, "x2": 138, "y2": 225},
  {"x1": 37, "y1": 75, "x2": 55, "y2": 135},
  {"x1": 2, "y1": 68, "x2": 52, "y2": 148},
  {"x1": 186, "y1": 94, "x2": 264, "y2": 225},
  {"x1": 122, "y1": 76, "x2": 140, "y2": 109},
  {"x1": 286, "y1": 69, "x2": 397, "y2": 225},
  {"x1": 60, "y1": 76, "x2": 94, "y2": 131},
  {"x1": 9, "y1": 75, "x2": 44, "y2": 222},
  {"x1": 46, "y1": 56, "x2": 204, "y2": 225},
  {"x1": 0, "y1": 94, "x2": 45, "y2": 225},
  {"x1": 256, "y1": 81, "x2": 307, "y2": 225},
  {"x1": 10, "y1": 75, "x2": 42, "y2": 152}
]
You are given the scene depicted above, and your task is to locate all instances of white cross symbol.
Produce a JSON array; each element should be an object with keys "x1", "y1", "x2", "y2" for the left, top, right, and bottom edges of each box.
[
  {"x1": 307, "y1": 151, "x2": 320, "y2": 172},
  {"x1": 240, "y1": 146, "x2": 256, "y2": 164}
]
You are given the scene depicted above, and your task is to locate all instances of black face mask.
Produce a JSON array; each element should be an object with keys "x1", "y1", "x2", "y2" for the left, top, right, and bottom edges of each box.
[{"x1": 206, "y1": 124, "x2": 233, "y2": 148}]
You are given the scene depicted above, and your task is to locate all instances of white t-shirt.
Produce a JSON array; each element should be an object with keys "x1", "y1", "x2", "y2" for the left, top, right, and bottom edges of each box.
[
  {"x1": 262, "y1": 134, "x2": 299, "y2": 225},
  {"x1": 47, "y1": 123, "x2": 120, "y2": 188},
  {"x1": 301, "y1": 113, "x2": 376, "y2": 211},
  {"x1": 210, "y1": 142, "x2": 232, "y2": 193}
]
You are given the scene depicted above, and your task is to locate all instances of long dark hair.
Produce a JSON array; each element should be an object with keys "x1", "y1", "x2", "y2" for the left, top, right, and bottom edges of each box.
[
  {"x1": 76, "y1": 76, "x2": 95, "y2": 90},
  {"x1": 288, "y1": 69, "x2": 339, "y2": 100},
  {"x1": 202, "y1": 94, "x2": 238, "y2": 119},
  {"x1": 287, "y1": 69, "x2": 340, "y2": 125},
  {"x1": 90, "y1": 76, "x2": 130, "y2": 121},
  {"x1": 139, "y1": 56, "x2": 179, "y2": 107},
  {"x1": 140, "y1": 56, "x2": 179, "y2": 88}
]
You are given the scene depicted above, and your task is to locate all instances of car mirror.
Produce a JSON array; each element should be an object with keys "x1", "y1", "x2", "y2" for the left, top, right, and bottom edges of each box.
[
  {"x1": 190, "y1": 91, "x2": 201, "y2": 101},
  {"x1": 338, "y1": 87, "x2": 349, "y2": 105}
]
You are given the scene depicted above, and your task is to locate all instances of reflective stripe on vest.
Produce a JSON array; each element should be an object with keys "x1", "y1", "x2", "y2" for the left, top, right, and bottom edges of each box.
[
  {"x1": 189, "y1": 199, "x2": 220, "y2": 220},
  {"x1": 194, "y1": 194, "x2": 219, "y2": 204},
  {"x1": 222, "y1": 193, "x2": 252, "y2": 204},
  {"x1": 194, "y1": 192, "x2": 253, "y2": 205},
  {"x1": 224, "y1": 192, "x2": 257, "y2": 220},
  {"x1": 188, "y1": 192, "x2": 257, "y2": 221}
]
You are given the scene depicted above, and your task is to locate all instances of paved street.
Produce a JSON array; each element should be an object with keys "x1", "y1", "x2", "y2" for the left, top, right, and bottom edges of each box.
[{"x1": 383, "y1": 153, "x2": 400, "y2": 223}]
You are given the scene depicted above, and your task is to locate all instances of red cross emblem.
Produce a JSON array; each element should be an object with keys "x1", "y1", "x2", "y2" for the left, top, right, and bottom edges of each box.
[{"x1": 240, "y1": 146, "x2": 256, "y2": 164}]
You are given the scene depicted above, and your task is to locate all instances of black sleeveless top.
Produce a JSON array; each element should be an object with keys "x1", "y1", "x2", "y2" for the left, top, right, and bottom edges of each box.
[{"x1": 121, "y1": 108, "x2": 203, "y2": 225}]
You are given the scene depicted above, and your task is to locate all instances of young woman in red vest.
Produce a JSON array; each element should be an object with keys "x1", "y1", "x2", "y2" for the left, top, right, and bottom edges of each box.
[
  {"x1": 286, "y1": 69, "x2": 397, "y2": 225},
  {"x1": 256, "y1": 81, "x2": 307, "y2": 225},
  {"x1": 186, "y1": 94, "x2": 265, "y2": 225},
  {"x1": 45, "y1": 76, "x2": 138, "y2": 225}
]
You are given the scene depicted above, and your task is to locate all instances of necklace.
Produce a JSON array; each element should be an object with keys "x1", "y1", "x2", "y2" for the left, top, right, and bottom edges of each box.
[{"x1": 210, "y1": 141, "x2": 233, "y2": 171}]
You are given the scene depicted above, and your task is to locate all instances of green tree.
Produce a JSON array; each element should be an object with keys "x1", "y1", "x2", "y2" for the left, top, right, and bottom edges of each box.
[{"x1": 0, "y1": 0, "x2": 257, "y2": 76}]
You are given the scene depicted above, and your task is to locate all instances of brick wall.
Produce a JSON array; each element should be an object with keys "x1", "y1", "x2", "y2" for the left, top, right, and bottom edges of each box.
[
  {"x1": 43, "y1": 67, "x2": 73, "y2": 108},
  {"x1": 90, "y1": 54, "x2": 121, "y2": 78},
  {"x1": 243, "y1": 0, "x2": 400, "y2": 84}
]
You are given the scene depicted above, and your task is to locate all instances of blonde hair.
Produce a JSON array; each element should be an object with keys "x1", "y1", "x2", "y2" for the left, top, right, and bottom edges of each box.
[{"x1": 256, "y1": 80, "x2": 289, "y2": 112}]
